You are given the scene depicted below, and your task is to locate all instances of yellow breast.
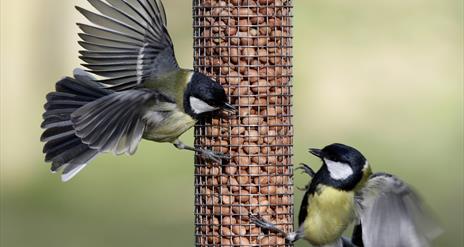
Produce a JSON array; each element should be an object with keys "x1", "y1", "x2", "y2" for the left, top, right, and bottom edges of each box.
[{"x1": 303, "y1": 185, "x2": 355, "y2": 245}]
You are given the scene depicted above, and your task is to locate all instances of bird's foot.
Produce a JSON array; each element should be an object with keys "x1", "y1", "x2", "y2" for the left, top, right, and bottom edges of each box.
[
  {"x1": 296, "y1": 163, "x2": 314, "y2": 191},
  {"x1": 198, "y1": 149, "x2": 229, "y2": 163},
  {"x1": 249, "y1": 214, "x2": 287, "y2": 236},
  {"x1": 296, "y1": 163, "x2": 315, "y2": 177}
]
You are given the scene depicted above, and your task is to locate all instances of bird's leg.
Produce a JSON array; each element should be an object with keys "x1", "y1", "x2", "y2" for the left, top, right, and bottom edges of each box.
[
  {"x1": 250, "y1": 214, "x2": 287, "y2": 236},
  {"x1": 173, "y1": 140, "x2": 228, "y2": 163},
  {"x1": 296, "y1": 163, "x2": 316, "y2": 191},
  {"x1": 250, "y1": 214, "x2": 302, "y2": 244}
]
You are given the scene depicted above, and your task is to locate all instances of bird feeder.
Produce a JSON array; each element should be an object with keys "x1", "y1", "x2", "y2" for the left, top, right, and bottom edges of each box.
[{"x1": 193, "y1": 0, "x2": 294, "y2": 246}]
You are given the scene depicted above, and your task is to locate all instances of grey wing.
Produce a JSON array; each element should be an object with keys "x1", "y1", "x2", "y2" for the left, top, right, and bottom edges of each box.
[
  {"x1": 71, "y1": 88, "x2": 175, "y2": 155},
  {"x1": 354, "y1": 173, "x2": 442, "y2": 247},
  {"x1": 77, "y1": 0, "x2": 179, "y2": 90}
]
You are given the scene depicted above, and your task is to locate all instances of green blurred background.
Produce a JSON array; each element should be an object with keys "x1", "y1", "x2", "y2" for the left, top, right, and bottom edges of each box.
[{"x1": 1, "y1": 0, "x2": 462, "y2": 246}]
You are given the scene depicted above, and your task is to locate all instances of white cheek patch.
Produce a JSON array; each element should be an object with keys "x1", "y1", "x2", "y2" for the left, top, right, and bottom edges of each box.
[
  {"x1": 190, "y1": 96, "x2": 218, "y2": 114},
  {"x1": 324, "y1": 158, "x2": 353, "y2": 180}
]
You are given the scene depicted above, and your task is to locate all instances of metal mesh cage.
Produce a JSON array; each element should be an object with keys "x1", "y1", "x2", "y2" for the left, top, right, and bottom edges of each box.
[{"x1": 193, "y1": 0, "x2": 293, "y2": 246}]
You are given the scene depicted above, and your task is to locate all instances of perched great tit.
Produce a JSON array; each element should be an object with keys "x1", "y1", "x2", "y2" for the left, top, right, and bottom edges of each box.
[
  {"x1": 251, "y1": 143, "x2": 441, "y2": 247},
  {"x1": 40, "y1": 0, "x2": 235, "y2": 182}
]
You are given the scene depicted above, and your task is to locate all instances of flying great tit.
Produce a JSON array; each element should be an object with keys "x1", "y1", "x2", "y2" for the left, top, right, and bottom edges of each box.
[
  {"x1": 251, "y1": 143, "x2": 441, "y2": 247},
  {"x1": 40, "y1": 0, "x2": 235, "y2": 182}
]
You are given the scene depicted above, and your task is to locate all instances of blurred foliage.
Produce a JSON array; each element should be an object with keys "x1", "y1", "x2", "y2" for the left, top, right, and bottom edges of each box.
[{"x1": 1, "y1": 0, "x2": 462, "y2": 246}]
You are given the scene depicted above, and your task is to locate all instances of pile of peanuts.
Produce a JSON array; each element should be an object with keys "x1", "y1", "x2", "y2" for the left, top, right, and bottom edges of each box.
[{"x1": 193, "y1": 0, "x2": 293, "y2": 246}]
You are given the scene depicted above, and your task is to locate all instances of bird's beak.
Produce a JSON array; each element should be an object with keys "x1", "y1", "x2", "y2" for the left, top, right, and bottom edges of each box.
[
  {"x1": 221, "y1": 103, "x2": 237, "y2": 115},
  {"x1": 309, "y1": 148, "x2": 322, "y2": 158}
]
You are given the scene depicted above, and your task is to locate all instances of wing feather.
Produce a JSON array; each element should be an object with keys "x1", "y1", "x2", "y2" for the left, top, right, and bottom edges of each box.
[
  {"x1": 77, "y1": 23, "x2": 145, "y2": 44},
  {"x1": 71, "y1": 89, "x2": 175, "y2": 154},
  {"x1": 355, "y1": 173, "x2": 442, "y2": 247},
  {"x1": 77, "y1": 0, "x2": 179, "y2": 89},
  {"x1": 78, "y1": 41, "x2": 137, "y2": 52}
]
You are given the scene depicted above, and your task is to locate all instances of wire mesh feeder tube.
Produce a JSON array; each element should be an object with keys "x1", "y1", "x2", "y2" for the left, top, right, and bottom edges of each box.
[{"x1": 193, "y1": 0, "x2": 293, "y2": 246}]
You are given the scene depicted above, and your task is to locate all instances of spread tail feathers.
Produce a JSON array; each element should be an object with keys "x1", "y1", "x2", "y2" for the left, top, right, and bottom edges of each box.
[
  {"x1": 41, "y1": 69, "x2": 156, "y2": 182},
  {"x1": 41, "y1": 69, "x2": 112, "y2": 182}
]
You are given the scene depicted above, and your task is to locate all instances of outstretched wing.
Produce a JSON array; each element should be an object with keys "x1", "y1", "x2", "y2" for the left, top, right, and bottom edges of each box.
[
  {"x1": 354, "y1": 173, "x2": 442, "y2": 247},
  {"x1": 77, "y1": 0, "x2": 179, "y2": 90}
]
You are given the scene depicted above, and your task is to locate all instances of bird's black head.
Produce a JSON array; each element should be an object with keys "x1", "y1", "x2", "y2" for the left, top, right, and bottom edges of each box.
[
  {"x1": 184, "y1": 72, "x2": 235, "y2": 118},
  {"x1": 309, "y1": 143, "x2": 369, "y2": 190}
]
